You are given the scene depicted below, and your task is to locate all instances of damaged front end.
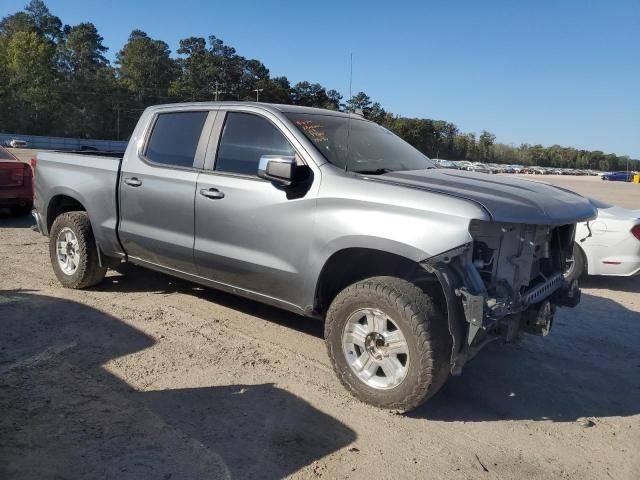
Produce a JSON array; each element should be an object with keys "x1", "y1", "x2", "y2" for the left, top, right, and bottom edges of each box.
[{"x1": 423, "y1": 219, "x2": 581, "y2": 375}]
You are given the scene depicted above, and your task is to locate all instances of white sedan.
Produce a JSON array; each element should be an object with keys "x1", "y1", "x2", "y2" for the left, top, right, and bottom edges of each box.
[{"x1": 566, "y1": 199, "x2": 640, "y2": 281}]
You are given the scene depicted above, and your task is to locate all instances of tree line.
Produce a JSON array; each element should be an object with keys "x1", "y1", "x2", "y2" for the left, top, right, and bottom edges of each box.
[{"x1": 1, "y1": 1, "x2": 637, "y2": 172}]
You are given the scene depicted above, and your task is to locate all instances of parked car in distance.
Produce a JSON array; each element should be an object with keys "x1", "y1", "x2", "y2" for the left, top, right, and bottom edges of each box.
[
  {"x1": 32, "y1": 102, "x2": 595, "y2": 412},
  {"x1": 0, "y1": 146, "x2": 33, "y2": 215},
  {"x1": 5, "y1": 138, "x2": 29, "y2": 148},
  {"x1": 467, "y1": 162, "x2": 492, "y2": 174},
  {"x1": 601, "y1": 171, "x2": 635, "y2": 182},
  {"x1": 528, "y1": 166, "x2": 549, "y2": 175},
  {"x1": 434, "y1": 159, "x2": 457, "y2": 169},
  {"x1": 453, "y1": 160, "x2": 473, "y2": 170},
  {"x1": 566, "y1": 198, "x2": 640, "y2": 281}
]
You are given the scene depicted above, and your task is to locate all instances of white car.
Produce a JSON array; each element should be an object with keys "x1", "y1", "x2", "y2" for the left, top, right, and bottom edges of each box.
[
  {"x1": 566, "y1": 199, "x2": 640, "y2": 281},
  {"x1": 5, "y1": 138, "x2": 28, "y2": 148}
]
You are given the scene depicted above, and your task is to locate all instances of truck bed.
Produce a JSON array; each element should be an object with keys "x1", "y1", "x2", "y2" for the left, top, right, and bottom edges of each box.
[{"x1": 34, "y1": 151, "x2": 124, "y2": 258}]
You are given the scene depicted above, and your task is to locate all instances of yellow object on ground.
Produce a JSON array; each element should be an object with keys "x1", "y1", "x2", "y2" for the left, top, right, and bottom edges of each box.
[{"x1": 634, "y1": 174, "x2": 639, "y2": 183}]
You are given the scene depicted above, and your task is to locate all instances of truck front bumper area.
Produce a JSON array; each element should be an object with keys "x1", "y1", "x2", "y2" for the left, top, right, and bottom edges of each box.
[{"x1": 421, "y1": 248, "x2": 581, "y2": 376}]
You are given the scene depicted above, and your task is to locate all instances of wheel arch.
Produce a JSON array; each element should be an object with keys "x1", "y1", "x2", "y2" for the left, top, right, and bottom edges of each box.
[
  {"x1": 313, "y1": 247, "x2": 446, "y2": 317},
  {"x1": 46, "y1": 193, "x2": 88, "y2": 232}
]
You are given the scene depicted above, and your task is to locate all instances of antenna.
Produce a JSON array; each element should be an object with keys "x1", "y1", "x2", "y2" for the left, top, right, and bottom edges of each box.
[
  {"x1": 345, "y1": 53, "x2": 353, "y2": 172},
  {"x1": 349, "y1": 52, "x2": 353, "y2": 107}
]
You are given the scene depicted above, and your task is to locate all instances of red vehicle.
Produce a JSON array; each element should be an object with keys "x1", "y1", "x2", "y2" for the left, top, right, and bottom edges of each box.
[{"x1": 0, "y1": 146, "x2": 33, "y2": 216}]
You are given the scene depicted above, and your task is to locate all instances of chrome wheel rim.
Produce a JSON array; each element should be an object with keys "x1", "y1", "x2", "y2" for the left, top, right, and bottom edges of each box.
[
  {"x1": 56, "y1": 227, "x2": 80, "y2": 275},
  {"x1": 342, "y1": 308, "x2": 410, "y2": 390}
]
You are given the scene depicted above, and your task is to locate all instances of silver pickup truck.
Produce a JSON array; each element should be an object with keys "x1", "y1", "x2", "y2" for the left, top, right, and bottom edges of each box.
[{"x1": 33, "y1": 102, "x2": 596, "y2": 412}]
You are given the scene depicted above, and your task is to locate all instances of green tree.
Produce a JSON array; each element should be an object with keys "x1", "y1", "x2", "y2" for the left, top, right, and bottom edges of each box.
[
  {"x1": 59, "y1": 22, "x2": 108, "y2": 75},
  {"x1": 24, "y1": 0, "x2": 62, "y2": 41},
  {"x1": 345, "y1": 91, "x2": 371, "y2": 113},
  {"x1": 325, "y1": 89, "x2": 342, "y2": 110},
  {"x1": 116, "y1": 30, "x2": 176, "y2": 102},
  {"x1": 291, "y1": 81, "x2": 330, "y2": 107},
  {"x1": 5, "y1": 30, "x2": 57, "y2": 133},
  {"x1": 57, "y1": 22, "x2": 118, "y2": 138},
  {"x1": 173, "y1": 36, "x2": 216, "y2": 100},
  {"x1": 478, "y1": 130, "x2": 496, "y2": 161}
]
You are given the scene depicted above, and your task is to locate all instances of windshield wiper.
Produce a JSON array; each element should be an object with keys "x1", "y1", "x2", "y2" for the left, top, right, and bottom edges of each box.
[{"x1": 353, "y1": 168, "x2": 392, "y2": 175}]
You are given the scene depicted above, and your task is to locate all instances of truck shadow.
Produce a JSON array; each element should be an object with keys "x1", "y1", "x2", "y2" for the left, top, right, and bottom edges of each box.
[
  {"x1": 0, "y1": 208, "x2": 35, "y2": 228},
  {"x1": 0, "y1": 290, "x2": 355, "y2": 480},
  {"x1": 98, "y1": 265, "x2": 640, "y2": 424},
  {"x1": 414, "y1": 292, "x2": 640, "y2": 422},
  {"x1": 101, "y1": 263, "x2": 325, "y2": 339}
]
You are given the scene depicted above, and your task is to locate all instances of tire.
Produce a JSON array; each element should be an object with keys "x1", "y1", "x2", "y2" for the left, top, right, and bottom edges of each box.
[
  {"x1": 49, "y1": 211, "x2": 107, "y2": 289},
  {"x1": 325, "y1": 276, "x2": 452, "y2": 412},
  {"x1": 9, "y1": 202, "x2": 32, "y2": 216},
  {"x1": 565, "y1": 243, "x2": 586, "y2": 284}
]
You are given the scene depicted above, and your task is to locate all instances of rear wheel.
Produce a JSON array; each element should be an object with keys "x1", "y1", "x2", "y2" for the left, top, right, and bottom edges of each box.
[
  {"x1": 325, "y1": 276, "x2": 451, "y2": 412},
  {"x1": 49, "y1": 212, "x2": 107, "y2": 289}
]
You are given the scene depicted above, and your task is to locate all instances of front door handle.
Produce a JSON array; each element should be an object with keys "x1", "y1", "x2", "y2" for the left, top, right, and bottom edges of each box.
[
  {"x1": 200, "y1": 188, "x2": 225, "y2": 199},
  {"x1": 124, "y1": 177, "x2": 142, "y2": 187}
]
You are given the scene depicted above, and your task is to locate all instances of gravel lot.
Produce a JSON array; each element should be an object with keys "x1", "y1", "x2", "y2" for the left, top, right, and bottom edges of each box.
[{"x1": 1, "y1": 154, "x2": 639, "y2": 479}]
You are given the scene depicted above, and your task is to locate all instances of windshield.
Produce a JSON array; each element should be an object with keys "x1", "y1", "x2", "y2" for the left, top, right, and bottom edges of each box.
[{"x1": 286, "y1": 113, "x2": 435, "y2": 173}]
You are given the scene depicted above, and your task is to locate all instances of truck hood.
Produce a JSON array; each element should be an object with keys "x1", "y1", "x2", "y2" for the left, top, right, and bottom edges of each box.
[{"x1": 366, "y1": 169, "x2": 597, "y2": 225}]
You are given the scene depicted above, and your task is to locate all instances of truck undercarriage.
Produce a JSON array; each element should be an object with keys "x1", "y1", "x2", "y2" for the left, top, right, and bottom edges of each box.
[{"x1": 423, "y1": 220, "x2": 581, "y2": 374}]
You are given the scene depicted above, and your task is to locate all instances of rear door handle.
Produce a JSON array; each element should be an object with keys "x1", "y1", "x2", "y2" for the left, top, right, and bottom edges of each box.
[
  {"x1": 124, "y1": 177, "x2": 142, "y2": 187},
  {"x1": 200, "y1": 188, "x2": 225, "y2": 199}
]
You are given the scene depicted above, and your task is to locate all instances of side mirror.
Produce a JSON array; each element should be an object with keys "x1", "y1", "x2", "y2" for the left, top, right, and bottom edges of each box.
[{"x1": 258, "y1": 155, "x2": 296, "y2": 186}]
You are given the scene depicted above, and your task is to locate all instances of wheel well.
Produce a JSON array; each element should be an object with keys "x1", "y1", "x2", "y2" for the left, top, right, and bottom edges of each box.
[
  {"x1": 314, "y1": 248, "x2": 445, "y2": 315},
  {"x1": 574, "y1": 241, "x2": 589, "y2": 274},
  {"x1": 47, "y1": 195, "x2": 86, "y2": 231}
]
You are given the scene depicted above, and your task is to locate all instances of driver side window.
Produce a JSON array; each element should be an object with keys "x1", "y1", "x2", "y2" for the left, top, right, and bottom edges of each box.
[{"x1": 215, "y1": 112, "x2": 295, "y2": 176}]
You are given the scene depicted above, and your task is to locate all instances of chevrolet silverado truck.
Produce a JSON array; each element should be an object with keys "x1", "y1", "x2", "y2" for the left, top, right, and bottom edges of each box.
[{"x1": 32, "y1": 102, "x2": 596, "y2": 411}]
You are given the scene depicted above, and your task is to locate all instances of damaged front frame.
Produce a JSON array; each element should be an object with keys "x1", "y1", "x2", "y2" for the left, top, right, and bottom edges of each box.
[{"x1": 422, "y1": 234, "x2": 580, "y2": 376}]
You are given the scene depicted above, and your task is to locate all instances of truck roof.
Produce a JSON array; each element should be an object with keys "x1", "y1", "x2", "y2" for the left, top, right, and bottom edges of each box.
[{"x1": 146, "y1": 102, "x2": 361, "y2": 119}]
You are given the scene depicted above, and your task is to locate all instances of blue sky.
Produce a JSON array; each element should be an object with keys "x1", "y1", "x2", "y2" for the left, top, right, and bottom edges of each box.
[{"x1": 3, "y1": 0, "x2": 639, "y2": 157}]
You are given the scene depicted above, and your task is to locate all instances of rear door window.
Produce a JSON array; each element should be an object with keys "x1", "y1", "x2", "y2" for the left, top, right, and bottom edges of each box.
[
  {"x1": 215, "y1": 112, "x2": 294, "y2": 176},
  {"x1": 145, "y1": 111, "x2": 208, "y2": 168}
]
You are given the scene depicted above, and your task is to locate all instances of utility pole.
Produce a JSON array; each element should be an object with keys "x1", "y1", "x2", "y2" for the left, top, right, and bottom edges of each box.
[
  {"x1": 253, "y1": 88, "x2": 264, "y2": 102},
  {"x1": 213, "y1": 82, "x2": 225, "y2": 101}
]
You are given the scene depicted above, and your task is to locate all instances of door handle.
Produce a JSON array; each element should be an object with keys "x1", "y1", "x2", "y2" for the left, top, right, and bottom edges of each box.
[
  {"x1": 124, "y1": 177, "x2": 142, "y2": 187},
  {"x1": 200, "y1": 188, "x2": 225, "y2": 199}
]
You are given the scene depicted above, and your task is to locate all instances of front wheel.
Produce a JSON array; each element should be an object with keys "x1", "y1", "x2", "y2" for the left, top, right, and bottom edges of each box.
[
  {"x1": 49, "y1": 211, "x2": 107, "y2": 289},
  {"x1": 325, "y1": 276, "x2": 452, "y2": 412}
]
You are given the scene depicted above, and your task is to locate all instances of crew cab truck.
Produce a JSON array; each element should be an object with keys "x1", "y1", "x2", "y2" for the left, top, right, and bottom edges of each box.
[{"x1": 33, "y1": 102, "x2": 596, "y2": 412}]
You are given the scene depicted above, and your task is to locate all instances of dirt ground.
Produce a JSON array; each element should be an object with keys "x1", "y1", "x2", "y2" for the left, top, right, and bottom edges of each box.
[{"x1": 1, "y1": 159, "x2": 639, "y2": 479}]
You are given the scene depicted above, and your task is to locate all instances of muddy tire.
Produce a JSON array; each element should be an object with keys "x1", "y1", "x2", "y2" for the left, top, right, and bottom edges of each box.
[
  {"x1": 325, "y1": 276, "x2": 452, "y2": 412},
  {"x1": 565, "y1": 243, "x2": 586, "y2": 284},
  {"x1": 49, "y1": 212, "x2": 107, "y2": 289}
]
